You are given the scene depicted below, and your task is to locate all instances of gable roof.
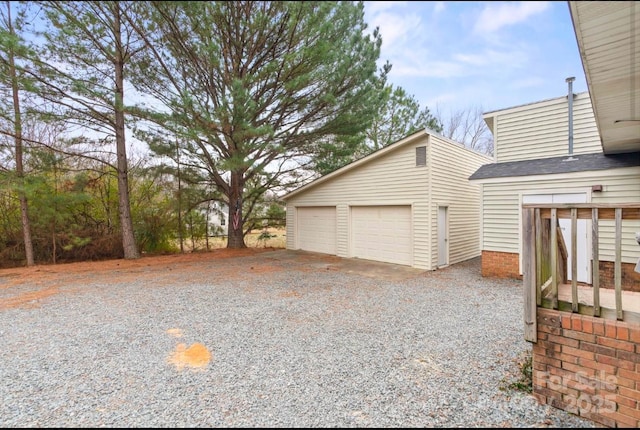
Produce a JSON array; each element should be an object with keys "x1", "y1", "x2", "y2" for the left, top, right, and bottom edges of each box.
[
  {"x1": 282, "y1": 128, "x2": 491, "y2": 201},
  {"x1": 469, "y1": 151, "x2": 640, "y2": 181}
]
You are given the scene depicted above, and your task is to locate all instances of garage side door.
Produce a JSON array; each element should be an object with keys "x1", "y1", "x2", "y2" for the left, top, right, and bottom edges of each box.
[
  {"x1": 296, "y1": 207, "x2": 337, "y2": 255},
  {"x1": 351, "y1": 206, "x2": 412, "y2": 266}
]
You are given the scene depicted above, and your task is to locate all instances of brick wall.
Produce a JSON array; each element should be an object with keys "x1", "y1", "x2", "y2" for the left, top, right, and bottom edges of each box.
[
  {"x1": 481, "y1": 252, "x2": 640, "y2": 292},
  {"x1": 598, "y1": 261, "x2": 640, "y2": 292},
  {"x1": 533, "y1": 308, "x2": 640, "y2": 428},
  {"x1": 481, "y1": 250, "x2": 521, "y2": 279}
]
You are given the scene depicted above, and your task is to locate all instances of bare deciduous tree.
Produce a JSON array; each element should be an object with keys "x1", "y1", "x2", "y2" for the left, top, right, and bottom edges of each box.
[{"x1": 436, "y1": 104, "x2": 494, "y2": 156}]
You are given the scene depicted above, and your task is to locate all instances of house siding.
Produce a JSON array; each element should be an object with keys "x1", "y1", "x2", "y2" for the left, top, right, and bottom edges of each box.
[
  {"x1": 285, "y1": 203, "x2": 295, "y2": 250},
  {"x1": 336, "y1": 204, "x2": 349, "y2": 257},
  {"x1": 489, "y1": 92, "x2": 601, "y2": 163},
  {"x1": 284, "y1": 131, "x2": 491, "y2": 270},
  {"x1": 480, "y1": 167, "x2": 640, "y2": 269},
  {"x1": 412, "y1": 202, "x2": 431, "y2": 270},
  {"x1": 430, "y1": 136, "x2": 489, "y2": 266}
]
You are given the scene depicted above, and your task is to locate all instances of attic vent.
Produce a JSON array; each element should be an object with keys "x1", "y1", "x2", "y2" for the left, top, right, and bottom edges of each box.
[{"x1": 416, "y1": 146, "x2": 427, "y2": 166}]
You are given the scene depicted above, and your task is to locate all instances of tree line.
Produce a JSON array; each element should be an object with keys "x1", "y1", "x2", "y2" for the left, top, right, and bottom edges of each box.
[{"x1": 0, "y1": 1, "x2": 492, "y2": 268}]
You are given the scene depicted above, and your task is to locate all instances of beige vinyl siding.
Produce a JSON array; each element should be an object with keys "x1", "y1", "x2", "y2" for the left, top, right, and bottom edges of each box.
[
  {"x1": 480, "y1": 167, "x2": 640, "y2": 265},
  {"x1": 591, "y1": 174, "x2": 640, "y2": 263},
  {"x1": 336, "y1": 204, "x2": 349, "y2": 257},
  {"x1": 285, "y1": 202, "x2": 295, "y2": 250},
  {"x1": 429, "y1": 136, "x2": 490, "y2": 266},
  {"x1": 482, "y1": 188, "x2": 521, "y2": 253},
  {"x1": 492, "y1": 92, "x2": 602, "y2": 163},
  {"x1": 287, "y1": 142, "x2": 427, "y2": 204},
  {"x1": 286, "y1": 143, "x2": 427, "y2": 203},
  {"x1": 412, "y1": 202, "x2": 431, "y2": 269}
]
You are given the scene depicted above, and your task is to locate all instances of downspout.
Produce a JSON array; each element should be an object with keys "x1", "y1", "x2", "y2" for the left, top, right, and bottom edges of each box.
[
  {"x1": 566, "y1": 76, "x2": 575, "y2": 155},
  {"x1": 426, "y1": 132, "x2": 432, "y2": 270}
]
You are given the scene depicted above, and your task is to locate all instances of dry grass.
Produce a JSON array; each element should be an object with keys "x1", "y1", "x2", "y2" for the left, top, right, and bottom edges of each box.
[{"x1": 181, "y1": 227, "x2": 287, "y2": 252}]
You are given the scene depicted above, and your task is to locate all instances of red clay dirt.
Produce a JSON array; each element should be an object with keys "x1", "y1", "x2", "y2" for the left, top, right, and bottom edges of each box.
[{"x1": 0, "y1": 247, "x2": 279, "y2": 310}]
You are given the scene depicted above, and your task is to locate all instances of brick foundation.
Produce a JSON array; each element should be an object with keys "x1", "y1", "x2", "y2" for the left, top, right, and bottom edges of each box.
[
  {"x1": 481, "y1": 250, "x2": 522, "y2": 279},
  {"x1": 481, "y1": 251, "x2": 640, "y2": 292},
  {"x1": 533, "y1": 308, "x2": 640, "y2": 428},
  {"x1": 598, "y1": 261, "x2": 640, "y2": 292}
]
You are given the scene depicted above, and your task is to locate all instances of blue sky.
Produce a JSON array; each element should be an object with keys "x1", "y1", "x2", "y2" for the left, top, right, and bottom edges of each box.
[{"x1": 363, "y1": 1, "x2": 587, "y2": 117}]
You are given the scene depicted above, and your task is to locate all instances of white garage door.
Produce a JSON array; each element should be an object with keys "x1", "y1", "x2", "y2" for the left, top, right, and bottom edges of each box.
[
  {"x1": 351, "y1": 206, "x2": 412, "y2": 266},
  {"x1": 296, "y1": 207, "x2": 336, "y2": 255}
]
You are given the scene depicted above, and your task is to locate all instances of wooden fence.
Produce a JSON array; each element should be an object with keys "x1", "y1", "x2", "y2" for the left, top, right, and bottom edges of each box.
[{"x1": 522, "y1": 203, "x2": 640, "y2": 342}]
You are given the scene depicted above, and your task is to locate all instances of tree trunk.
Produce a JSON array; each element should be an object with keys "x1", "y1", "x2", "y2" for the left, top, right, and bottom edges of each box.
[
  {"x1": 176, "y1": 137, "x2": 184, "y2": 253},
  {"x1": 7, "y1": 2, "x2": 34, "y2": 266},
  {"x1": 189, "y1": 215, "x2": 195, "y2": 251},
  {"x1": 51, "y1": 227, "x2": 56, "y2": 264},
  {"x1": 18, "y1": 196, "x2": 34, "y2": 265},
  {"x1": 205, "y1": 200, "x2": 210, "y2": 251},
  {"x1": 113, "y1": 2, "x2": 139, "y2": 259},
  {"x1": 227, "y1": 171, "x2": 246, "y2": 248}
]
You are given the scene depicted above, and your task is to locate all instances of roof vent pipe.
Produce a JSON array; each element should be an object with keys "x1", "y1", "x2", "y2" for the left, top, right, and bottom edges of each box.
[{"x1": 566, "y1": 76, "x2": 575, "y2": 155}]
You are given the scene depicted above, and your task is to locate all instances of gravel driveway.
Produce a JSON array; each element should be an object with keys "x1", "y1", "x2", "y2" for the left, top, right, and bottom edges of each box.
[{"x1": 0, "y1": 249, "x2": 595, "y2": 428}]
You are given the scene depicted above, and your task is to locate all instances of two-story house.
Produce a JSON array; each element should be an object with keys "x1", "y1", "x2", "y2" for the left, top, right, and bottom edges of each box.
[{"x1": 469, "y1": 88, "x2": 640, "y2": 290}]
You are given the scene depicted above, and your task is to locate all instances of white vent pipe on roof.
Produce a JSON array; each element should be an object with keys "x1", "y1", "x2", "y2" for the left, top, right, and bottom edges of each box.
[{"x1": 566, "y1": 76, "x2": 575, "y2": 155}]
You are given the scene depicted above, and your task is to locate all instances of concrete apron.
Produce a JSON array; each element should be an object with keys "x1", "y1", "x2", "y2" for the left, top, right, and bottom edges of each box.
[{"x1": 264, "y1": 249, "x2": 427, "y2": 282}]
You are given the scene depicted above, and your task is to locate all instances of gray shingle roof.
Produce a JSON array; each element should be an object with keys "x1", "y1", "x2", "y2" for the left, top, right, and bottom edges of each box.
[{"x1": 469, "y1": 152, "x2": 640, "y2": 180}]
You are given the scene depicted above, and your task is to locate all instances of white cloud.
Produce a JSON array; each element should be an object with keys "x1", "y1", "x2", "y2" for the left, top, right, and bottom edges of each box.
[
  {"x1": 364, "y1": 1, "x2": 408, "y2": 16},
  {"x1": 372, "y1": 13, "x2": 408, "y2": 47},
  {"x1": 473, "y1": 1, "x2": 550, "y2": 34},
  {"x1": 367, "y1": 2, "x2": 530, "y2": 82},
  {"x1": 453, "y1": 48, "x2": 528, "y2": 68},
  {"x1": 363, "y1": 0, "x2": 572, "y2": 117},
  {"x1": 368, "y1": 11, "x2": 422, "y2": 50},
  {"x1": 392, "y1": 59, "x2": 466, "y2": 79},
  {"x1": 386, "y1": 46, "x2": 529, "y2": 80}
]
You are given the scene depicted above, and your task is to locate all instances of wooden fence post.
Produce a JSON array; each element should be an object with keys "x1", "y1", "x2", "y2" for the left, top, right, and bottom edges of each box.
[{"x1": 523, "y1": 207, "x2": 537, "y2": 342}]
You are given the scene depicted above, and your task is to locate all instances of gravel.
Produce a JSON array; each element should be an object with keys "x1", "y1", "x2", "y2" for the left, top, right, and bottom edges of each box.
[{"x1": 0, "y1": 250, "x2": 596, "y2": 428}]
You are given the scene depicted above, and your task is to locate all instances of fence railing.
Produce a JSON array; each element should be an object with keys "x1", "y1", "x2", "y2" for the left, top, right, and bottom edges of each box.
[{"x1": 522, "y1": 203, "x2": 640, "y2": 342}]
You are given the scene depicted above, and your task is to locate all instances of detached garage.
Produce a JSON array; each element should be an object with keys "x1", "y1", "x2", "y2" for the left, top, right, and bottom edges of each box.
[{"x1": 281, "y1": 129, "x2": 493, "y2": 270}]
